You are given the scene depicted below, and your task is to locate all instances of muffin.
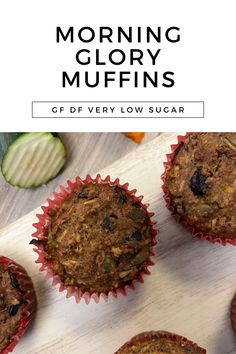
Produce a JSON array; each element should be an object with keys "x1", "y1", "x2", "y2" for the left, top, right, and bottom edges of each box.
[
  {"x1": 163, "y1": 133, "x2": 236, "y2": 243},
  {"x1": 115, "y1": 331, "x2": 206, "y2": 353},
  {"x1": 0, "y1": 256, "x2": 36, "y2": 353},
  {"x1": 31, "y1": 175, "x2": 157, "y2": 302}
]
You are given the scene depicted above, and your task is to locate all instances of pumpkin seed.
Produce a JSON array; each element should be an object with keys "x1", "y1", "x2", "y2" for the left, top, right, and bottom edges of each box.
[
  {"x1": 128, "y1": 208, "x2": 146, "y2": 222},
  {"x1": 133, "y1": 250, "x2": 149, "y2": 267},
  {"x1": 119, "y1": 252, "x2": 133, "y2": 262},
  {"x1": 119, "y1": 270, "x2": 132, "y2": 278},
  {"x1": 187, "y1": 203, "x2": 218, "y2": 217},
  {"x1": 102, "y1": 257, "x2": 115, "y2": 273}
]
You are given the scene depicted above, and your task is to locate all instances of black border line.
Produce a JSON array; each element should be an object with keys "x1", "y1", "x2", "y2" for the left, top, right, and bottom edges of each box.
[{"x1": 32, "y1": 101, "x2": 205, "y2": 119}]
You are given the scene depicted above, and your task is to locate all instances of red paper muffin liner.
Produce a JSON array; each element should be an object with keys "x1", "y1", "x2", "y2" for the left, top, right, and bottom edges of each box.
[
  {"x1": 231, "y1": 293, "x2": 236, "y2": 334},
  {"x1": 161, "y1": 133, "x2": 236, "y2": 246},
  {"x1": 0, "y1": 256, "x2": 37, "y2": 354},
  {"x1": 115, "y1": 330, "x2": 206, "y2": 353},
  {"x1": 31, "y1": 174, "x2": 158, "y2": 304}
]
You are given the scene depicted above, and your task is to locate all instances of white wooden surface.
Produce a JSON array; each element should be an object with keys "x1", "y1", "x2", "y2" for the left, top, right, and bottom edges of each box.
[
  {"x1": 0, "y1": 133, "x2": 236, "y2": 354},
  {"x1": 0, "y1": 133, "x2": 159, "y2": 229}
]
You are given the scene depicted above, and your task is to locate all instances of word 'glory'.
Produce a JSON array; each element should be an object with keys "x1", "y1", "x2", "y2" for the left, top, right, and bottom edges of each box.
[{"x1": 74, "y1": 48, "x2": 161, "y2": 65}]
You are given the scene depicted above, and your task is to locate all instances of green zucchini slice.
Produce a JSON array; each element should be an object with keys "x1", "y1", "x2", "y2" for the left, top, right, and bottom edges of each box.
[{"x1": 1, "y1": 133, "x2": 67, "y2": 188}]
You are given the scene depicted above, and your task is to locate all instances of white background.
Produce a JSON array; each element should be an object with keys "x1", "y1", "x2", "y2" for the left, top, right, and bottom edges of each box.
[{"x1": 0, "y1": 0, "x2": 235, "y2": 132}]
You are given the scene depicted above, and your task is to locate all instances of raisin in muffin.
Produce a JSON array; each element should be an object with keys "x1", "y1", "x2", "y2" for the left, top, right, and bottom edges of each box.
[
  {"x1": 115, "y1": 331, "x2": 206, "y2": 354},
  {"x1": 33, "y1": 180, "x2": 156, "y2": 295},
  {"x1": 0, "y1": 257, "x2": 36, "y2": 353},
  {"x1": 165, "y1": 133, "x2": 236, "y2": 240}
]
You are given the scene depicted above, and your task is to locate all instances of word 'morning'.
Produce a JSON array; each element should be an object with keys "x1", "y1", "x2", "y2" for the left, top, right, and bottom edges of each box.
[{"x1": 56, "y1": 26, "x2": 180, "y2": 44}]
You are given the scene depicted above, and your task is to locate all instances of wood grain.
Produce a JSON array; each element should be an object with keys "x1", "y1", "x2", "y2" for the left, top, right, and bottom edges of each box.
[
  {"x1": 0, "y1": 133, "x2": 159, "y2": 228},
  {"x1": 0, "y1": 133, "x2": 235, "y2": 354}
]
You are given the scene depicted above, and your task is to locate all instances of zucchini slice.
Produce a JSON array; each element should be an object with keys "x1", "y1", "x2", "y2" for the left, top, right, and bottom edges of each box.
[
  {"x1": 0, "y1": 133, "x2": 22, "y2": 161},
  {"x1": 1, "y1": 133, "x2": 67, "y2": 188}
]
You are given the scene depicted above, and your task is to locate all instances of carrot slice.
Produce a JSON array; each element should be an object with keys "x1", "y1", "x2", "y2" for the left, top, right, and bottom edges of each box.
[{"x1": 123, "y1": 133, "x2": 145, "y2": 144}]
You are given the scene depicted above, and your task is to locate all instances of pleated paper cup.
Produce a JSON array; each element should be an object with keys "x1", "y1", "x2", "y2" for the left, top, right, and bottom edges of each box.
[
  {"x1": 0, "y1": 256, "x2": 37, "y2": 354},
  {"x1": 31, "y1": 174, "x2": 158, "y2": 304},
  {"x1": 161, "y1": 133, "x2": 236, "y2": 246},
  {"x1": 115, "y1": 330, "x2": 206, "y2": 353}
]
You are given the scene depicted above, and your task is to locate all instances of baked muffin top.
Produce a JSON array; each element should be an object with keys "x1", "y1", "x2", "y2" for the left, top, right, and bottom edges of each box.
[
  {"x1": 166, "y1": 133, "x2": 236, "y2": 238},
  {"x1": 0, "y1": 265, "x2": 24, "y2": 352},
  {"x1": 116, "y1": 332, "x2": 205, "y2": 353},
  {"x1": 44, "y1": 183, "x2": 153, "y2": 293}
]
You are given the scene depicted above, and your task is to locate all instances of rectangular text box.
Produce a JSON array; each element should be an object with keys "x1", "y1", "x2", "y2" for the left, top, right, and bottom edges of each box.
[{"x1": 32, "y1": 101, "x2": 204, "y2": 118}]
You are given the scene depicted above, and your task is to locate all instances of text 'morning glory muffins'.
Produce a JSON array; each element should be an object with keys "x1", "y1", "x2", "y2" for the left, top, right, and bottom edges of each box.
[
  {"x1": 163, "y1": 133, "x2": 236, "y2": 244},
  {"x1": 115, "y1": 331, "x2": 206, "y2": 354},
  {"x1": 31, "y1": 175, "x2": 157, "y2": 303},
  {"x1": 0, "y1": 256, "x2": 36, "y2": 354}
]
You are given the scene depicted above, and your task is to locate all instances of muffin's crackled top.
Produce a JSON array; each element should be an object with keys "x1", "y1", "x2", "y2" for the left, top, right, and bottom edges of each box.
[
  {"x1": 166, "y1": 133, "x2": 236, "y2": 238},
  {"x1": 44, "y1": 183, "x2": 153, "y2": 293},
  {"x1": 0, "y1": 265, "x2": 24, "y2": 352},
  {"x1": 115, "y1": 331, "x2": 205, "y2": 353}
]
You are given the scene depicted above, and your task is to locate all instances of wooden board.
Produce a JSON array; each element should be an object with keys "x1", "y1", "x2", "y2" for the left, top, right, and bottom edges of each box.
[
  {"x1": 0, "y1": 133, "x2": 235, "y2": 354},
  {"x1": 0, "y1": 133, "x2": 159, "y2": 229}
]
